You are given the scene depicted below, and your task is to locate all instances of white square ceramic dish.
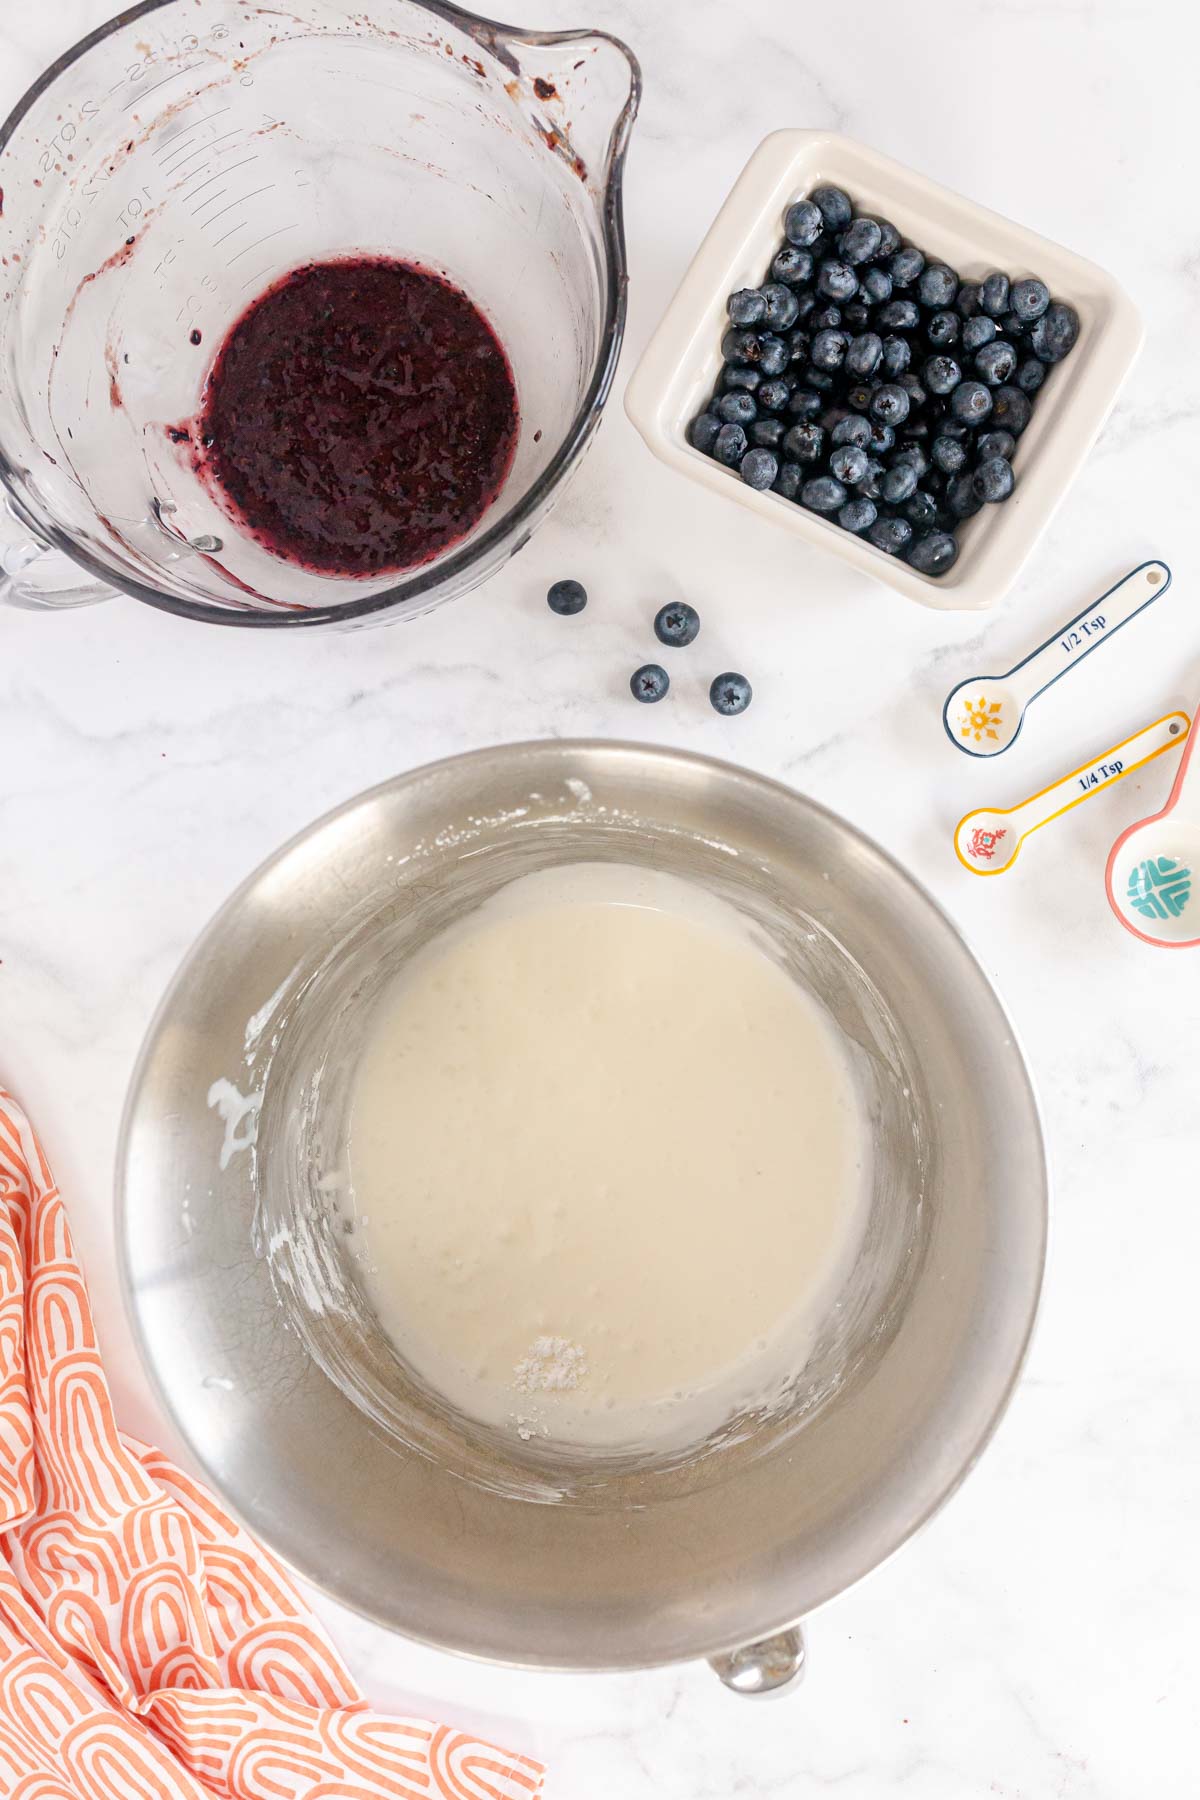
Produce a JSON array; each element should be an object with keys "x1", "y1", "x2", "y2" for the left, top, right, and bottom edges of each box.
[{"x1": 624, "y1": 131, "x2": 1143, "y2": 611}]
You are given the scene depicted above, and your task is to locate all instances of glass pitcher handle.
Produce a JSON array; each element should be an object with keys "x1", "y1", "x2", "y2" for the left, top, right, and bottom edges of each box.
[{"x1": 0, "y1": 499, "x2": 113, "y2": 610}]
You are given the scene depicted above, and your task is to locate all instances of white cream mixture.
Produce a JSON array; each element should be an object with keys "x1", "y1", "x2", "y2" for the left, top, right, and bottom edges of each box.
[{"x1": 344, "y1": 864, "x2": 869, "y2": 1451}]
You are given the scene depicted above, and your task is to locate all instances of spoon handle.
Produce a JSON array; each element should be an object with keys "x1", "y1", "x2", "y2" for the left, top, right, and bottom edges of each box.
[
  {"x1": 1008, "y1": 710, "x2": 1190, "y2": 842},
  {"x1": 1006, "y1": 560, "x2": 1172, "y2": 710},
  {"x1": 1161, "y1": 711, "x2": 1200, "y2": 826}
]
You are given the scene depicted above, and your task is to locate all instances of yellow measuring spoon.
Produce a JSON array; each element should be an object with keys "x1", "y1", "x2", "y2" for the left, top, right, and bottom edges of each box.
[{"x1": 954, "y1": 710, "x2": 1190, "y2": 875}]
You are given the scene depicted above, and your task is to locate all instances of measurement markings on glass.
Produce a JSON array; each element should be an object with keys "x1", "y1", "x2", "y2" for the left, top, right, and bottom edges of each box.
[
  {"x1": 229, "y1": 224, "x2": 298, "y2": 270},
  {"x1": 120, "y1": 62, "x2": 203, "y2": 112}
]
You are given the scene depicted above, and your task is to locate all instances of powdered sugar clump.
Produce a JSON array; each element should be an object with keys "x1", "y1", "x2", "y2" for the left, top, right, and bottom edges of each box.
[{"x1": 513, "y1": 1335, "x2": 588, "y2": 1394}]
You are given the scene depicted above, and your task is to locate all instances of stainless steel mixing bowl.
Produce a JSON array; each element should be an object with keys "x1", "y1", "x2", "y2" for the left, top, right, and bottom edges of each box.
[{"x1": 117, "y1": 740, "x2": 1046, "y2": 1686}]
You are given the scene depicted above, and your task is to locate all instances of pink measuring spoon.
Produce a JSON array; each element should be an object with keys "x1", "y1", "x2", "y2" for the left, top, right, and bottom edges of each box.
[{"x1": 1106, "y1": 704, "x2": 1200, "y2": 946}]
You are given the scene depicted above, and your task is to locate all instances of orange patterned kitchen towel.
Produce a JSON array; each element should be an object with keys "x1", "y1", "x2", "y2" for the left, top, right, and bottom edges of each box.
[{"x1": 0, "y1": 1090, "x2": 545, "y2": 1800}]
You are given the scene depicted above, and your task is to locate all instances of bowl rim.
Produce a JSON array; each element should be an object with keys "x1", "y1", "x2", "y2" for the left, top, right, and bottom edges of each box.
[
  {"x1": 624, "y1": 128, "x2": 1143, "y2": 612},
  {"x1": 0, "y1": 0, "x2": 641, "y2": 628}
]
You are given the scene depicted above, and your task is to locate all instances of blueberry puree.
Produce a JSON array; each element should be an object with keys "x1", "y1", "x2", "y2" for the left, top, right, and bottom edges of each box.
[{"x1": 197, "y1": 257, "x2": 518, "y2": 577}]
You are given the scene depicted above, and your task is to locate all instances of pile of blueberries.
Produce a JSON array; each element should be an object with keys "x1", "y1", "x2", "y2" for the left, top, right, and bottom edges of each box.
[{"x1": 690, "y1": 185, "x2": 1079, "y2": 576}]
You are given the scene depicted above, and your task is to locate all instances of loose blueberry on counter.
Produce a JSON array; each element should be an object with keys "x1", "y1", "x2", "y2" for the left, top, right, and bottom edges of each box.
[
  {"x1": 980, "y1": 272, "x2": 1010, "y2": 316},
  {"x1": 690, "y1": 413, "x2": 720, "y2": 453},
  {"x1": 880, "y1": 462, "x2": 918, "y2": 503},
  {"x1": 783, "y1": 421, "x2": 825, "y2": 462},
  {"x1": 713, "y1": 422, "x2": 748, "y2": 465},
  {"x1": 924, "y1": 354, "x2": 962, "y2": 395},
  {"x1": 1015, "y1": 357, "x2": 1046, "y2": 393},
  {"x1": 728, "y1": 288, "x2": 766, "y2": 326},
  {"x1": 976, "y1": 428, "x2": 1016, "y2": 462},
  {"x1": 740, "y1": 447, "x2": 779, "y2": 489},
  {"x1": 772, "y1": 246, "x2": 814, "y2": 286},
  {"x1": 839, "y1": 496, "x2": 877, "y2": 533},
  {"x1": 830, "y1": 444, "x2": 870, "y2": 485},
  {"x1": 1010, "y1": 277, "x2": 1050, "y2": 321},
  {"x1": 973, "y1": 456, "x2": 1016, "y2": 502},
  {"x1": 1030, "y1": 301, "x2": 1080, "y2": 363},
  {"x1": 975, "y1": 340, "x2": 1017, "y2": 386},
  {"x1": 840, "y1": 217, "x2": 882, "y2": 263},
  {"x1": 889, "y1": 245, "x2": 925, "y2": 286},
  {"x1": 802, "y1": 474, "x2": 847, "y2": 512},
  {"x1": 951, "y1": 379, "x2": 993, "y2": 425},
  {"x1": 654, "y1": 601, "x2": 700, "y2": 647},
  {"x1": 907, "y1": 530, "x2": 959, "y2": 575},
  {"x1": 710, "y1": 671, "x2": 753, "y2": 716},
  {"x1": 761, "y1": 282, "x2": 800, "y2": 329},
  {"x1": 990, "y1": 385, "x2": 1032, "y2": 433},
  {"x1": 784, "y1": 199, "x2": 823, "y2": 245},
  {"x1": 918, "y1": 264, "x2": 958, "y2": 309},
  {"x1": 925, "y1": 310, "x2": 960, "y2": 349},
  {"x1": 811, "y1": 185, "x2": 852, "y2": 229},
  {"x1": 932, "y1": 434, "x2": 968, "y2": 474},
  {"x1": 868, "y1": 515, "x2": 913, "y2": 555},
  {"x1": 817, "y1": 260, "x2": 859, "y2": 302},
  {"x1": 832, "y1": 414, "x2": 873, "y2": 448},
  {"x1": 631, "y1": 663, "x2": 669, "y2": 703},
  {"x1": 547, "y1": 578, "x2": 587, "y2": 615},
  {"x1": 961, "y1": 315, "x2": 997, "y2": 354},
  {"x1": 716, "y1": 390, "x2": 757, "y2": 425},
  {"x1": 870, "y1": 382, "x2": 911, "y2": 426}
]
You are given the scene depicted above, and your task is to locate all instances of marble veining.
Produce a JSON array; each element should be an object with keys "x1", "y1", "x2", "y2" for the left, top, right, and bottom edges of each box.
[{"x1": 1, "y1": 3, "x2": 1198, "y2": 1795}]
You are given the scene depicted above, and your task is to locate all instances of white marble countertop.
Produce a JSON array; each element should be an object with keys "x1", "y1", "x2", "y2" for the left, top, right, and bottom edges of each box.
[{"x1": 2, "y1": 3, "x2": 1199, "y2": 1794}]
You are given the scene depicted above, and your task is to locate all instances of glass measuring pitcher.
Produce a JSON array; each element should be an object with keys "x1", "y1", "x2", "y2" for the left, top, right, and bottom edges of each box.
[{"x1": 0, "y1": 1, "x2": 638, "y2": 626}]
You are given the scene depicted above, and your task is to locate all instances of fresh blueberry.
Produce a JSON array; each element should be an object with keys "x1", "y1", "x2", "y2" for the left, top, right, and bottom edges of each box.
[
  {"x1": 786, "y1": 329, "x2": 812, "y2": 365},
  {"x1": 690, "y1": 413, "x2": 721, "y2": 453},
  {"x1": 774, "y1": 461, "x2": 803, "y2": 500},
  {"x1": 948, "y1": 472, "x2": 983, "y2": 518},
  {"x1": 951, "y1": 380, "x2": 992, "y2": 425},
  {"x1": 721, "y1": 364, "x2": 761, "y2": 392},
  {"x1": 756, "y1": 379, "x2": 791, "y2": 413},
  {"x1": 905, "y1": 489, "x2": 940, "y2": 529},
  {"x1": 867, "y1": 514, "x2": 914, "y2": 555},
  {"x1": 881, "y1": 334, "x2": 912, "y2": 376},
  {"x1": 897, "y1": 371, "x2": 927, "y2": 409},
  {"x1": 866, "y1": 418, "x2": 896, "y2": 454},
  {"x1": 843, "y1": 301, "x2": 871, "y2": 331},
  {"x1": 901, "y1": 415, "x2": 932, "y2": 441},
  {"x1": 956, "y1": 282, "x2": 982, "y2": 318},
  {"x1": 990, "y1": 385, "x2": 1032, "y2": 434},
  {"x1": 772, "y1": 246, "x2": 814, "y2": 286},
  {"x1": 842, "y1": 333, "x2": 881, "y2": 379},
  {"x1": 786, "y1": 387, "x2": 823, "y2": 419},
  {"x1": 932, "y1": 434, "x2": 968, "y2": 474},
  {"x1": 889, "y1": 245, "x2": 925, "y2": 287},
  {"x1": 1030, "y1": 301, "x2": 1080, "y2": 363},
  {"x1": 998, "y1": 311, "x2": 1029, "y2": 341},
  {"x1": 811, "y1": 185, "x2": 853, "y2": 229},
  {"x1": 907, "y1": 530, "x2": 960, "y2": 575},
  {"x1": 840, "y1": 217, "x2": 883, "y2": 264},
  {"x1": 750, "y1": 417, "x2": 786, "y2": 449},
  {"x1": 1015, "y1": 357, "x2": 1046, "y2": 394},
  {"x1": 830, "y1": 444, "x2": 870, "y2": 485},
  {"x1": 832, "y1": 414, "x2": 873, "y2": 448},
  {"x1": 784, "y1": 199, "x2": 823, "y2": 246},
  {"x1": 713, "y1": 422, "x2": 748, "y2": 466},
  {"x1": 740, "y1": 447, "x2": 779, "y2": 489},
  {"x1": 976, "y1": 428, "x2": 1015, "y2": 462},
  {"x1": 961, "y1": 315, "x2": 997, "y2": 355},
  {"x1": 757, "y1": 333, "x2": 789, "y2": 377},
  {"x1": 631, "y1": 663, "x2": 669, "y2": 703},
  {"x1": 792, "y1": 289, "x2": 818, "y2": 324},
  {"x1": 890, "y1": 443, "x2": 929, "y2": 478},
  {"x1": 803, "y1": 366, "x2": 836, "y2": 392},
  {"x1": 716, "y1": 390, "x2": 757, "y2": 426},
  {"x1": 1010, "y1": 277, "x2": 1050, "y2": 321},
  {"x1": 844, "y1": 381, "x2": 872, "y2": 412},
  {"x1": 879, "y1": 297, "x2": 921, "y2": 331},
  {"x1": 801, "y1": 474, "x2": 847, "y2": 513},
  {"x1": 710, "y1": 671, "x2": 753, "y2": 715},
  {"x1": 838, "y1": 496, "x2": 878, "y2": 533},
  {"x1": 547, "y1": 578, "x2": 587, "y2": 615},
  {"x1": 938, "y1": 417, "x2": 970, "y2": 440},
  {"x1": 972, "y1": 456, "x2": 1015, "y2": 503},
  {"x1": 975, "y1": 340, "x2": 1017, "y2": 385},
  {"x1": 721, "y1": 328, "x2": 761, "y2": 366},
  {"x1": 880, "y1": 463, "x2": 918, "y2": 503},
  {"x1": 808, "y1": 231, "x2": 833, "y2": 261},
  {"x1": 783, "y1": 422, "x2": 825, "y2": 463},
  {"x1": 918, "y1": 263, "x2": 959, "y2": 309},
  {"x1": 871, "y1": 382, "x2": 911, "y2": 426},
  {"x1": 817, "y1": 260, "x2": 858, "y2": 302},
  {"x1": 924, "y1": 354, "x2": 962, "y2": 395},
  {"x1": 925, "y1": 309, "x2": 960, "y2": 349},
  {"x1": 810, "y1": 304, "x2": 843, "y2": 332},
  {"x1": 860, "y1": 266, "x2": 893, "y2": 305},
  {"x1": 811, "y1": 327, "x2": 850, "y2": 370},
  {"x1": 728, "y1": 288, "x2": 766, "y2": 326},
  {"x1": 876, "y1": 219, "x2": 902, "y2": 257},
  {"x1": 761, "y1": 282, "x2": 800, "y2": 329},
  {"x1": 856, "y1": 457, "x2": 885, "y2": 499},
  {"x1": 980, "y1": 272, "x2": 1010, "y2": 317},
  {"x1": 654, "y1": 601, "x2": 700, "y2": 647}
]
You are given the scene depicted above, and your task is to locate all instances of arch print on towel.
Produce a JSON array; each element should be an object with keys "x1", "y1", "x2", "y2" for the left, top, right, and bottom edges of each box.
[{"x1": 0, "y1": 1090, "x2": 543, "y2": 1800}]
